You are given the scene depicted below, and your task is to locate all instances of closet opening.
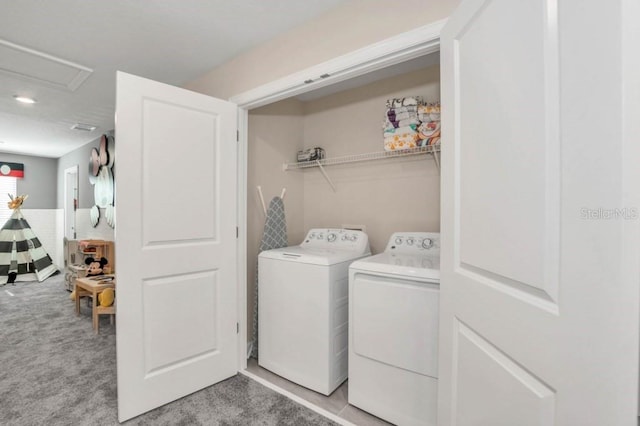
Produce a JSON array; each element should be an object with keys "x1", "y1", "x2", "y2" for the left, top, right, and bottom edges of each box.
[{"x1": 242, "y1": 49, "x2": 442, "y2": 424}]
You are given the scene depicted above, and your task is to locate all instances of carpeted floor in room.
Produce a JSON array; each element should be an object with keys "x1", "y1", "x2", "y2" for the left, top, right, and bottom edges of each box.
[{"x1": 0, "y1": 274, "x2": 337, "y2": 426}]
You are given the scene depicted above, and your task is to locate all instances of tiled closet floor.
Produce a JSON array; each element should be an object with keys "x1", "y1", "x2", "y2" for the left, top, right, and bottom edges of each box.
[{"x1": 245, "y1": 358, "x2": 392, "y2": 426}]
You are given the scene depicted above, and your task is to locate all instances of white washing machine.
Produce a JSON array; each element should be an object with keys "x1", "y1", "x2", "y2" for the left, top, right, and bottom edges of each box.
[
  {"x1": 258, "y1": 228, "x2": 371, "y2": 395},
  {"x1": 349, "y1": 232, "x2": 440, "y2": 426}
]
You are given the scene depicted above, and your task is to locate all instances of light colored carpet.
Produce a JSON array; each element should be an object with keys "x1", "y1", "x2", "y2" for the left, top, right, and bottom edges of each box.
[{"x1": 0, "y1": 274, "x2": 337, "y2": 425}]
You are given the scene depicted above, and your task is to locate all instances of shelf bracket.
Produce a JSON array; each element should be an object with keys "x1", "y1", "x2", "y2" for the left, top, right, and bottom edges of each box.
[
  {"x1": 256, "y1": 186, "x2": 267, "y2": 215},
  {"x1": 315, "y1": 160, "x2": 336, "y2": 192},
  {"x1": 432, "y1": 150, "x2": 440, "y2": 171}
]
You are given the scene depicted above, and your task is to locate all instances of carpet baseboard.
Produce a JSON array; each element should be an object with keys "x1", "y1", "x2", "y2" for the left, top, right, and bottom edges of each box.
[{"x1": 239, "y1": 369, "x2": 355, "y2": 426}]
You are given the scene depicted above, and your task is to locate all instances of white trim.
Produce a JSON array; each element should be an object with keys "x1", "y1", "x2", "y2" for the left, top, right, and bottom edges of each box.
[
  {"x1": 622, "y1": 0, "x2": 640, "y2": 413},
  {"x1": 239, "y1": 369, "x2": 356, "y2": 426},
  {"x1": 63, "y1": 165, "x2": 78, "y2": 240},
  {"x1": 236, "y1": 108, "x2": 249, "y2": 372},
  {"x1": 232, "y1": 18, "x2": 444, "y2": 398},
  {"x1": 230, "y1": 19, "x2": 446, "y2": 110}
]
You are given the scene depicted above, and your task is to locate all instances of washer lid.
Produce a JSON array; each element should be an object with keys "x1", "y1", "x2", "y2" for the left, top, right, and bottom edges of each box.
[
  {"x1": 350, "y1": 252, "x2": 440, "y2": 281},
  {"x1": 259, "y1": 245, "x2": 371, "y2": 266}
]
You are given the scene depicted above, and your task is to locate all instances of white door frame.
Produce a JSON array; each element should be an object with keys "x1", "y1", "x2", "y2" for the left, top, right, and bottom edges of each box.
[
  {"x1": 63, "y1": 165, "x2": 78, "y2": 240},
  {"x1": 229, "y1": 19, "x2": 446, "y2": 371},
  {"x1": 228, "y1": 9, "x2": 640, "y2": 419}
]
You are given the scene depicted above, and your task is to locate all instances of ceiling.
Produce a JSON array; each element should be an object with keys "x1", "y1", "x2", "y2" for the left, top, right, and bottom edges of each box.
[{"x1": 0, "y1": 0, "x2": 348, "y2": 158}]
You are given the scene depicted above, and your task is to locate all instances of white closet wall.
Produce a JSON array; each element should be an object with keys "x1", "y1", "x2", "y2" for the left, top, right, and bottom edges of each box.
[
  {"x1": 247, "y1": 99, "x2": 306, "y2": 333},
  {"x1": 302, "y1": 65, "x2": 441, "y2": 253}
]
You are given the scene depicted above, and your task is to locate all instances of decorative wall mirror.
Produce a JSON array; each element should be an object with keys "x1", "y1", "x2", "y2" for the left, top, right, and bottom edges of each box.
[{"x1": 89, "y1": 134, "x2": 115, "y2": 228}]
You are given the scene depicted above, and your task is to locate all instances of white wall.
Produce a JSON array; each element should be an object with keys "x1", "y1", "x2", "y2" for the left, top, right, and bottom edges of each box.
[
  {"x1": 302, "y1": 65, "x2": 441, "y2": 254},
  {"x1": 249, "y1": 65, "x2": 441, "y2": 255},
  {"x1": 75, "y1": 207, "x2": 115, "y2": 241},
  {"x1": 185, "y1": 0, "x2": 458, "y2": 100},
  {"x1": 21, "y1": 209, "x2": 63, "y2": 272},
  {"x1": 247, "y1": 98, "x2": 306, "y2": 335}
]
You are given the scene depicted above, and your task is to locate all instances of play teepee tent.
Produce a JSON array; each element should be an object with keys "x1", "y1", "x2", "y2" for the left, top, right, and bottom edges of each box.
[{"x1": 0, "y1": 195, "x2": 57, "y2": 285}]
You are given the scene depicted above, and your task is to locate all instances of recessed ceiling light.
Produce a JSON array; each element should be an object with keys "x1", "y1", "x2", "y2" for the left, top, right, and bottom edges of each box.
[{"x1": 14, "y1": 95, "x2": 37, "y2": 104}]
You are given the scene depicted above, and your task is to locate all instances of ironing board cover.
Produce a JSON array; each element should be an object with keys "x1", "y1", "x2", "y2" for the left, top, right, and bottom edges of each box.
[{"x1": 251, "y1": 196, "x2": 287, "y2": 359}]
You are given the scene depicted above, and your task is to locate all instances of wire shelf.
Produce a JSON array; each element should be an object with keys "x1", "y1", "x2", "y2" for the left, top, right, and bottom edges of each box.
[{"x1": 283, "y1": 145, "x2": 441, "y2": 171}]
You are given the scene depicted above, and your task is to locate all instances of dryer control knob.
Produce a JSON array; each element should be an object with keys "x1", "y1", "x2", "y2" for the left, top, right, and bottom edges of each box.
[
  {"x1": 350, "y1": 234, "x2": 358, "y2": 242},
  {"x1": 318, "y1": 233, "x2": 324, "y2": 240},
  {"x1": 422, "y1": 238, "x2": 434, "y2": 249},
  {"x1": 395, "y1": 237, "x2": 403, "y2": 245},
  {"x1": 406, "y1": 238, "x2": 414, "y2": 245},
  {"x1": 327, "y1": 233, "x2": 337, "y2": 242},
  {"x1": 342, "y1": 235, "x2": 348, "y2": 241}
]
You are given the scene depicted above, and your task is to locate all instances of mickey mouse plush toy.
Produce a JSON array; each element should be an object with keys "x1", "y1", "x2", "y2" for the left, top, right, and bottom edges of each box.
[{"x1": 85, "y1": 257, "x2": 109, "y2": 276}]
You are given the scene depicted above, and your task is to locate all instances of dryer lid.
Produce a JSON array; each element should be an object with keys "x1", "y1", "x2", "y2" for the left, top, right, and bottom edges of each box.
[{"x1": 350, "y1": 252, "x2": 440, "y2": 281}]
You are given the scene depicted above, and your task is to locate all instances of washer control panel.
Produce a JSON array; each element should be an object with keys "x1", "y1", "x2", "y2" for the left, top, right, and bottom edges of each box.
[
  {"x1": 302, "y1": 228, "x2": 370, "y2": 252},
  {"x1": 386, "y1": 232, "x2": 440, "y2": 254}
]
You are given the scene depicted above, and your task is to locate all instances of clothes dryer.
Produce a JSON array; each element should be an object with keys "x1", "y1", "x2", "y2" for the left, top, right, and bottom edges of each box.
[
  {"x1": 259, "y1": 228, "x2": 370, "y2": 395},
  {"x1": 349, "y1": 232, "x2": 440, "y2": 426}
]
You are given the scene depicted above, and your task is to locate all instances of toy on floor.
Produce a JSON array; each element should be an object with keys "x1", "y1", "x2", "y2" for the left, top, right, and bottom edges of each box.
[{"x1": 69, "y1": 257, "x2": 110, "y2": 301}]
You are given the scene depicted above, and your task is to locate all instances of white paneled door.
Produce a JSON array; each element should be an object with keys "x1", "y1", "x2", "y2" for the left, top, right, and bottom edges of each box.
[
  {"x1": 439, "y1": 0, "x2": 639, "y2": 425},
  {"x1": 115, "y1": 72, "x2": 238, "y2": 422}
]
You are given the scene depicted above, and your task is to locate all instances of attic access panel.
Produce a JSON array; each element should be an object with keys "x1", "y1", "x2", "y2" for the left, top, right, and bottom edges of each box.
[{"x1": 0, "y1": 39, "x2": 93, "y2": 91}]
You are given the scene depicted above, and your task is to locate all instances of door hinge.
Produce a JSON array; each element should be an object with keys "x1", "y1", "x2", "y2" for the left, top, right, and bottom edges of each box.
[
  {"x1": 236, "y1": 130, "x2": 239, "y2": 142},
  {"x1": 236, "y1": 323, "x2": 239, "y2": 334},
  {"x1": 236, "y1": 226, "x2": 239, "y2": 238}
]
